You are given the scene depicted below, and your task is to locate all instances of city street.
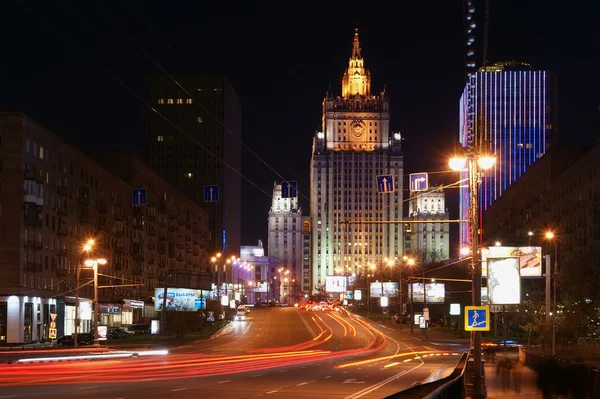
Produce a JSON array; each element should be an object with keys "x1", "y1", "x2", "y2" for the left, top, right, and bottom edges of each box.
[{"x1": 0, "y1": 307, "x2": 464, "y2": 398}]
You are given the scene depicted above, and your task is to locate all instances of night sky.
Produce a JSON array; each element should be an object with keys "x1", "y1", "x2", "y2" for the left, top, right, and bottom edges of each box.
[{"x1": 3, "y1": 1, "x2": 599, "y2": 251}]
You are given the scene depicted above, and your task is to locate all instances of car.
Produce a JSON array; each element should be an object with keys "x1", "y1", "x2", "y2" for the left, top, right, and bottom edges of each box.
[
  {"x1": 235, "y1": 307, "x2": 247, "y2": 321},
  {"x1": 56, "y1": 333, "x2": 94, "y2": 346}
]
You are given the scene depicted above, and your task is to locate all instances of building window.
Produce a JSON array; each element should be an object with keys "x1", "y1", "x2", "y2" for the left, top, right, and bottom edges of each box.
[
  {"x1": 158, "y1": 99, "x2": 164, "y2": 104},
  {"x1": 185, "y1": 172, "x2": 193, "y2": 179},
  {"x1": 157, "y1": 136, "x2": 164, "y2": 142},
  {"x1": 167, "y1": 99, "x2": 173, "y2": 104},
  {"x1": 25, "y1": 139, "x2": 30, "y2": 152},
  {"x1": 176, "y1": 99, "x2": 183, "y2": 104},
  {"x1": 197, "y1": 117, "x2": 203, "y2": 123},
  {"x1": 186, "y1": 98, "x2": 193, "y2": 104},
  {"x1": 0, "y1": 135, "x2": 2, "y2": 147}
]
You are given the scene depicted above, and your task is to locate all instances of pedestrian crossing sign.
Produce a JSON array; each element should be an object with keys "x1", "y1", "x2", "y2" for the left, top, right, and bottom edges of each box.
[{"x1": 464, "y1": 306, "x2": 490, "y2": 331}]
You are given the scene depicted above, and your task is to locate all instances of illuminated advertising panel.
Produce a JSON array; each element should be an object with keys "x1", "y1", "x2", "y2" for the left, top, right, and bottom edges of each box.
[
  {"x1": 252, "y1": 282, "x2": 269, "y2": 293},
  {"x1": 487, "y1": 257, "x2": 521, "y2": 305},
  {"x1": 325, "y1": 276, "x2": 346, "y2": 293},
  {"x1": 354, "y1": 290, "x2": 362, "y2": 301},
  {"x1": 450, "y1": 303, "x2": 461, "y2": 316},
  {"x1": 408, "y1": 283, "x2": 446, "y2": 304},
  {"x1": 482, "y1": 246, "x2": 542, "y2": 277},
  {"x1": 154, "y1": 288, "x2": 210, "y2": 311},
  {"x1": 369, "y1": 282, "x2": 399, "y2": 298}
]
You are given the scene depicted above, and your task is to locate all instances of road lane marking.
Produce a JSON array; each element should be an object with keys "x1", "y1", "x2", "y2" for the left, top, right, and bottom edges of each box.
[
  {"x1": 344, "y1": 363, "x2": 424, "y2": 399},
  {"x1": 217, "y1": 380, "x2": 231, "y2": 384},
  {"x1": 324, "y1": 376, "x2": 331, "y2": 379},
  {"x1": 266, "y1": 390, "x2": 279, "y2": 394},
  {"x1": 78, "y1": 386, "x2": 98, "y2": 390},
  {"x1": 171, "y1": 388, "x2": 188, "y2": 392},
  {"x1": 297, "y1": 381, "x2": 313, "y2": 386}
]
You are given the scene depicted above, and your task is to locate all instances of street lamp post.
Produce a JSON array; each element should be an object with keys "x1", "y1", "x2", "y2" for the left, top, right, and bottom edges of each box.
[
  {"x1": 74, "y1": 239, "x2": 94, "y2": 348},
  {"x1": 450, "y1": 148, "x2": 496, "y2": 399},
  {"x1": 84, "y1": 258, "x2": 107, "y2": 347},
  {"x1": 545, "y1": 231, "x2": 558, "y2": 357}
]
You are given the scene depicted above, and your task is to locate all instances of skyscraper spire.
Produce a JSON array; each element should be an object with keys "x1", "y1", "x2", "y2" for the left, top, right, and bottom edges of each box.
[
  {"x1": 352, "y1": 28, "x2": 361, "y2": 59},
  {"x1": 342, "y1": 28, "x2": 370, "y2": 97}
]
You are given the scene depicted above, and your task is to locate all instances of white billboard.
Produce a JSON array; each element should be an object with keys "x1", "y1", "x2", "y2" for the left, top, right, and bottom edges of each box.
[
  {"x1": 482, "y1": 246, "x2": 542, "y2": 277},
  {"x1": 252, "y1": 282, "x2": 269, "y2": 293},
  {"x1": 408, "y1": 283, "x2": 446, "y2": 304},
  {"x1": 325, "y1": 276, "x2": 346, "y2": 293},
  {"x1": 450, "y1": 303, "x2": 461, "y2": 316},
  {"x1": 487, "y1": 257, "x2": 521, "y2": 305},
  {"x1": 154, "y1": 288, "x2": 210, "y2": 311},
  {"x1": 370, "y1": 282, "x2": 399, "y2": 298}
]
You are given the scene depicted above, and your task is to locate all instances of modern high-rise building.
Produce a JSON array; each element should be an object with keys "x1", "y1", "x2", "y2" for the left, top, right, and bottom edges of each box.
[
  {"x1": 310, "y1": 30, "x2": 404, "y2": 293},
  {"x1": 267, "y1": 183, "x2": 306, "y2": 298},
  {"x1": 459, "y1": 62, "x2": 556, "y2": 247},
  {"x1": 404, "y1": 186, "x2": 450, "y2": 263},
  {"x1": 144, "y1": 75, "x2": 241, "y2": 261}
]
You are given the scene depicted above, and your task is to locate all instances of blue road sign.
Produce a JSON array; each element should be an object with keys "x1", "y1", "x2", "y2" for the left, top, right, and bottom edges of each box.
[
  {"x1": 409, "y1": 172, "x2": 429, "y2": 192},
  {"x1": 464, "y1": 306, "x2": 490, "y2": 331},
  {"x1": 376, "y1": 175, "x2": 395, "y2": 193},
  {"x1": 281, "y1": 181, "x2": 298, "y2": 198},
  {"x1": 132, "y1": 188, "x2": 147, "y2": 206},
  {"x1": 204, "y1": 185, "x2": 219, "y2": 202}
]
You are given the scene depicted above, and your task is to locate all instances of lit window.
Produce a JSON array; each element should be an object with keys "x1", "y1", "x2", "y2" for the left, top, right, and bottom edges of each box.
[
  {"x1": 157, "y1": 136, "x2": 164, "y2": 142},
  {"x1": 176, "y1": 99, "x2": 183, "y2": 104},
  {"x1": 185, "y1": 172, "x2": 193, "y2": 179},
  {"x1": 197, "y1": 117, "x2": 203, "y2": 123},
  {"x1": 167, "y1": 99, "x2": 173, "y2": 104},
  {"x1": 186, "y1": 98, "x2": 193, "y2": 104},
  {"x1": 158, "y1": 99, "x2": 164, "y2": 104}
]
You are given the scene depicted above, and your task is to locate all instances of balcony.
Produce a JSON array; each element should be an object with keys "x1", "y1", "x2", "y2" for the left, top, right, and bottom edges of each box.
[
  {"x1": 115, "y1": 229, "x2": 124, "y2": 238},
  {"x1": 98, "y1": 202, "x2": 108, "y2": 214},
  {"x1": 133, "y1": 266, "x2": 144, "y2": 276},
  {"x1": 176, "y1": 253, "x2": 184, "y2": 262},
  {"x1": 57, "y1": 248, "x2": 67, "y2": 257},
  {"x1": 177, "y1": 215, "x2": 185, "y2": 225},
  {"x1": 57, "y1": 207, "x2": 68, "y2": 216},
  {"x1": 56, "y1": 267, "x2": 68, "y2": 277},
  {"x1": 57, "y1": 186, "x2": 68, "y2": 196},
  {"x1": 114, "y1": 263, "x2": 123, "y2": 271},
  {"x1": 25, "y1": 262, "x2": 42, "y2": 272},
  {"x1": 57, "y1": 226, "x2": 68, "y2": 236},
  {"x1": 167, "y1": 222, "x2": 176, "y2": 233},
  {"x1": 148, "y1": 241, "x2": 157, "y2": 250},
  {"x1": 115, "y1": 212, "x2": 125, "y2": 222},
  {"x1": 157, "y1": 200, "x2": 167, "y2": 214},
  {"x1": 24, "y1": 240, "x2": 39, "y2": 249},
  {"x1": 158, "y1": 243, "x2": 166, "y2": 254},
  {"x1": 24, "y1": 212, "x2": 43, "y2": 227},
  {"x1": 176, "y1": 241, "x2": 184, "y2": 250},
  {"x1": 185, "y1": 234, "x2": 191, "y2": 242},
  {"x1": 79, "y1": 190, "x2": 90, "y2": 204},
  {"x1": 98, "y1": 220, "x2": 109, "y2": 231},
  {"x1": 158, "y1": 262, "x2": 166, "y2": 269},
  {"x1": 133, "y1": 249, "x2": 144, "y2": 261},
  {"x1": 79, "y1": 213, "x2": 90, "y2": 224},
  {"x1": 148, "y1": 228, "x2": 157, "y2": 236},
  {"x1": 185, "y1": 245, "x2": 192, "y2": 254},
  {"x1": 147, "y1": 207, "x2": 156, "y2": 221},
  {"x1": 115, "y1": 246, "x2": 125, "y2": 254},
  {"x1": 192, "y1": 248, "x2": 199, "y2": 256}
]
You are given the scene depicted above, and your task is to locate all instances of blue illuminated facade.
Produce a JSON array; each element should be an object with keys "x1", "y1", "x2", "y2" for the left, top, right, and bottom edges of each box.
[{"x1": 459, "y1": 62, "x2": 553, "y2": 248}]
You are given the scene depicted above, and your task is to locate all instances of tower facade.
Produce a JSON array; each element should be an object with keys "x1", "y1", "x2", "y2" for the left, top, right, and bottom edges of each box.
[
  {"x1": 459, "y1": 62, "x2": 555, "y2": 247},
  {"x1": 310, "y1": 30, "x2": 403, "y2": 293},
  {"x1": 144, "y1": 75, "x2": 241, "y2": 260},
  {"x1": 267, "y1": 182, "x2": 305, "y2": 300},
  {"x1": 405, "y1": 186, "x2": 450, "y2": 263}
]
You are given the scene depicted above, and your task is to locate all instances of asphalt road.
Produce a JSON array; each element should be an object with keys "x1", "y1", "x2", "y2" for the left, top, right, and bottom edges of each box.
[{"x1": 0, "y1": 307, "x2": 466, "y2": 399}]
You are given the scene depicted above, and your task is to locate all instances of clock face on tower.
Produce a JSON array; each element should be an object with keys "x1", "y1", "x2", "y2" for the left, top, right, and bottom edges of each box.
[{"x1": 351, "y1": 119, "x2": 366, "y2": 138}]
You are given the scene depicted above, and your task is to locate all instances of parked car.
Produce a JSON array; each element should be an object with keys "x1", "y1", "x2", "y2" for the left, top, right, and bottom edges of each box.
[
  {"x1": 108, "y1": 328, "x2": 134, "y2": 340},
  {"x1": 126, "y1": 324, "x2": 150, "y2": 335},
  {"x1": 56, "y1": 333, "x2": 94, "y2": 346}
]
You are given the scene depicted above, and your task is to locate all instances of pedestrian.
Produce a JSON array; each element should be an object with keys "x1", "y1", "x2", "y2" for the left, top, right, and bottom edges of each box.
[
  {"x1": 512, "y1": 359, "x2": 522, "y2": 393},
  {"x1": 497, "y1": 357, "x2": 512, "y2": 391}
]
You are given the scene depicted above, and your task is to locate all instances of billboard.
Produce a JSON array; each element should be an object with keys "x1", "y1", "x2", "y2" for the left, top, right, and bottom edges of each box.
[
  {"x1": 482, "y1": 246, "x2": 542, "y2": 277},
  {"x1": 370, "y1": 282, "x2": 399, "y2": 298},
  {"x1": 252, "y1": 282, "x2": 269, "y2": 293},
  {"x1": 325, "y1": 276, "x2": 346, "y2": 293},
  {"x1": 487, "y1": 257, "x2": 521, "y2": 305},
  {"x1": 408, "y1": 283, "x2": 446, "y2": 304},
  {"x1": 154, "y1": 288, "x2": 210, "y2": 311}
]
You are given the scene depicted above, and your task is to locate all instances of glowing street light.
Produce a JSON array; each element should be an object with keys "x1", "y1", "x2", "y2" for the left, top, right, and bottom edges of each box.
[
  {"x1": 83, "y1": 257, "x2": 107, "y2": 347},
  {"x1": 74, "y1": 239, "x2": 95, "y2": 348},
  {"x1": 449, "y1": 146, "x2": 496, "y2": 398}
]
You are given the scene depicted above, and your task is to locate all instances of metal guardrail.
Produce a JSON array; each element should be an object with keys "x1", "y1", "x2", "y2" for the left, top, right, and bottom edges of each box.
[
  {"x1": 523, "y1": 348, "x2": 600, "y2": 399},
  {"x1": 384, "y1": 352, "x2": 469, "y2": 399}
]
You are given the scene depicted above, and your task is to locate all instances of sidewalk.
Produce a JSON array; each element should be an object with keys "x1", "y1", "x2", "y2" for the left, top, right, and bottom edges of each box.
[{"x1": 484, "y1": 354, "x2": 541, "y2": 399}]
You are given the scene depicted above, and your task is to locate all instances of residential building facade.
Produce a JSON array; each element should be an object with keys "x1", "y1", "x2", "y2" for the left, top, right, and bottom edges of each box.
[
  {"x1": 144, "y1": 75, "x2": 241, "y2": 265},
  {"x1": 310, "y1": 30, "x2": 404, "y2": 293},
  {"x1": 459, "y1": 62, "x2": 557, "y2": 247},
  {"x1": 404, "y1": 186, "x2": 450, "y2": 262},
  {"x1": 0, "y1": 112, "x2": 210, "y2": 344}
]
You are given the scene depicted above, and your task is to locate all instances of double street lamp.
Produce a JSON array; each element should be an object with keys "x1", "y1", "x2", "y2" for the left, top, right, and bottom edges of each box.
[
  {"x1": 385, "y1": 256, "x2": 414, "y2": 326},
  {"x1": 544, "y1": 231, "x2": 558, "y2": 357},
  {"x1": 450, "y1": 147, "x2": 496, "y2": 399},
  {"x1": 74, "y1": 239, "x2": 94, "y2": 348}
]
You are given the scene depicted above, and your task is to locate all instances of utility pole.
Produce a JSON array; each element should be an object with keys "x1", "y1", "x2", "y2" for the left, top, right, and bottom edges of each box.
[{"x1": 161, "y1": 270, "x2": 169, "y2": 336}]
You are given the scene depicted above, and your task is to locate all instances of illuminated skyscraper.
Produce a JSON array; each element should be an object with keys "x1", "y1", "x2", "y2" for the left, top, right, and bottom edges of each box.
[
  {"x1": 310, "y1": 30, "x2": 403, "y2": 293},
  {"x1": 459, "y1": 62, "x2": 556, "y2": 247}
]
